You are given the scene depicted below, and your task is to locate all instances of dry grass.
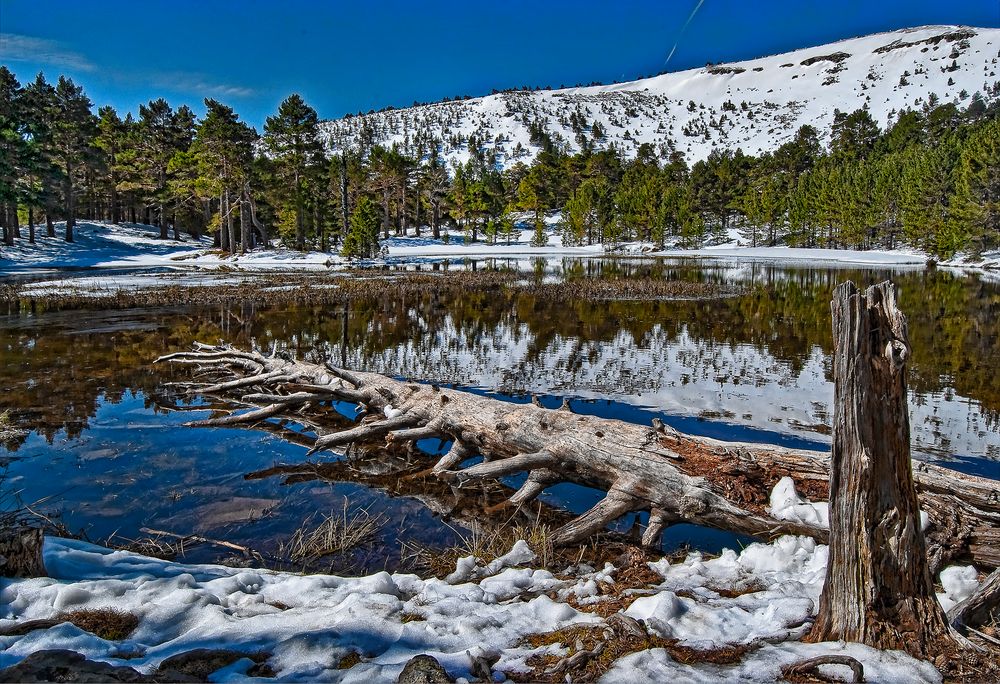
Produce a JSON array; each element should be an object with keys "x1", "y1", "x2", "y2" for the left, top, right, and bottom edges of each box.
[
  {"x1": 3, "y1": 269, "x2": 740, "y2": 312},
  {"x1": 0, "y1": 410, "x2": 26, "y2": 442},
  {"x1": 336, "y1": 652, "x2": 363, "y2": 670},
  {"x1": 60, "y1": 608, "x2": 139, "y2": 641},
  {"x1": 402, "y1": 518, "x2": 559, "y2": 578},
  {"x1": 512, "y1": 622, "x2": 754, "y2": 683},
  {"x1": 104, "y1": 531, "x2": 188, "y2": 561},
  {"x1": 278, "y1": 503, "x2": 386, "y2": 569}
]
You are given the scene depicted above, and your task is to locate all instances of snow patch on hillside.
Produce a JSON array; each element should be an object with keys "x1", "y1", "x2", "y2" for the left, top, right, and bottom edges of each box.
[{"x1": 320, "y1": 25, "x2": 1000, "y2": 168}]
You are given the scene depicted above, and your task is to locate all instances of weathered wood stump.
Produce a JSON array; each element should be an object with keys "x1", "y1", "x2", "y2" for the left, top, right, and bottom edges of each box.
[
  {"x1": 806, "y1": 281, "x2": 954, "y2": 657},
  {"x1": 0, "y1": 527, "x2": 46, "y2": 578}
]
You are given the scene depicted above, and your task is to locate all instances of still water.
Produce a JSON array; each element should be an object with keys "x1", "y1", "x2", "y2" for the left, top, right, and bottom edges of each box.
[{"x1": 2, "y1": 258, "x2": 997, "y2": 571}]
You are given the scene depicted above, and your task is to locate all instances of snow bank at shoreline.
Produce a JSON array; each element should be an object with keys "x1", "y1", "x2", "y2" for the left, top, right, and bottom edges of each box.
[
  {"x1": 2, "y1": 221, "x2": 998, "y2": 281},
  {"x1": 0, "y1": 535, "x2": 978, "y2": 682}
]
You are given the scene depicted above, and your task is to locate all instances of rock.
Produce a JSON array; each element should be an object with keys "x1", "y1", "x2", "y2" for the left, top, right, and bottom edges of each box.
[
  {"x1": 155, "y1": 649, "x2": 274, "y2": 680},
  {"x1": 397, "y1": 654, "x2": 454, "y2": 684},
  {"x1": 0, "y1": 650, "x2": 150, "y2": 682}
]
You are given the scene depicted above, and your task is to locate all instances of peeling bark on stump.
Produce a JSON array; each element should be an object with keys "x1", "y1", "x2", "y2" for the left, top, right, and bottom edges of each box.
[
  {"x1": 807, "y1": 281, "x2": 954, "y2": 658},
  {"x1": 0, "y1": 527, "x2": 46, "y2": 578}
]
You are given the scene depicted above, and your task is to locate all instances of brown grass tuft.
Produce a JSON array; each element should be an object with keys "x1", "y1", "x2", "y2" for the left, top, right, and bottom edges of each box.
[
  {"x1": 279, "y1": 503, "x2": 385, "y2": 569},
  {"x1": 513, "y1": 622, "x2": 756, "y2": 683},
  {"x1": 402, "y1": 519, "x2": 557, "y2": 578},
  {"x1": 60, "y1": 608, "x2": 139, "y2": 641},
  {"x1": 337, "y1": 652, "x2": 363, "y2": 670}
]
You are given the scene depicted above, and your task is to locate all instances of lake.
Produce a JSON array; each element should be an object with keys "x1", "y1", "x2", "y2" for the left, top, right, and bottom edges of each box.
[{"x1": 2, "y1": 257, "x2": 997, "y2": 572}]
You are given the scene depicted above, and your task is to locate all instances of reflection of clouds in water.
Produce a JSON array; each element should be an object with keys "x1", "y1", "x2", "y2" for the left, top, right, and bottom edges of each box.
[
  {"x1": 315, "y1": 315, "x2": 996, "y2": 462},
  {"x1": 4, "y1": 393, "x2": 460, "y2": 571}
]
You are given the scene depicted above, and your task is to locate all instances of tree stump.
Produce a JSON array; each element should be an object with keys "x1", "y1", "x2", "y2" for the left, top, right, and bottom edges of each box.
[
  {"x1": 0, "y1": 527, "x2": 47, "y2": 578},
  {"x1": 807, "y1": 281, "x2": 953, "y2": 657}
]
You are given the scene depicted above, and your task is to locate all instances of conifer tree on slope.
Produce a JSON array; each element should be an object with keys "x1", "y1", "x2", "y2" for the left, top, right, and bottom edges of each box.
[
  {"x1": 95, "y1": 105, "x2": 125, "y2": 224},
  {"x1": 51, "y1": 76, "x2": 97, "y2": 242},
  {"x1": 0, "y1": 67, "x2": 29, "y2": 247},
  {"x1": 22, "y1": 73, "x2": 60, "y2": 238},
  {"x1": 264, "y1": 94, "x2": 324, "y2": 250},
  {"x1": 193, "y1": 99, "x2": 256, "y2": 253},
  {"x1": 137, "y1": 99, "x2": 192, "y2": 239},
  {"x1": 342, "y1": 194, "x2": 380, "y2": 259}
]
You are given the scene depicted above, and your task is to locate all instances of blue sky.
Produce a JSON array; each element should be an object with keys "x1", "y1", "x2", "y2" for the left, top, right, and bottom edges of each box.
[{"x1": 1, "y1": 0, "x2": 998, "y2": 129}]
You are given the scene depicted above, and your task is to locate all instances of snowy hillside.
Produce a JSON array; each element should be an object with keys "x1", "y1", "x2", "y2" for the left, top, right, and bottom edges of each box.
[{"x1": 320, "y1": 25, "x2": 1000, "y2": 167}]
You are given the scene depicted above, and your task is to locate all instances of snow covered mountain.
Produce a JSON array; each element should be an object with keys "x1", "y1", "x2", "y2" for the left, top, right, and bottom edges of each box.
[{"x1": 319, "y1": 25, "x2": 999, "y2": 167}]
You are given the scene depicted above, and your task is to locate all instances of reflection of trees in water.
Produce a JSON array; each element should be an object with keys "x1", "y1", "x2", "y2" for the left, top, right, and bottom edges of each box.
[{"x1": 0, "y1": 263, "x2": 996, "y2": 452}]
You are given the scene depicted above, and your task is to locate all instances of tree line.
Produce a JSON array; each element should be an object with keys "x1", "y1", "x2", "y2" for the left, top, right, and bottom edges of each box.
[{"x1": 1, "y1": 67, "x2": 997, "y2": 260}]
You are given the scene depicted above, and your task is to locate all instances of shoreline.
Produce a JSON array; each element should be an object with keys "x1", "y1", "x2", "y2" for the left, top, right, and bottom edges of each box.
[{"x1": 2, "y1": 222, "x2": 998, "y2": 285}]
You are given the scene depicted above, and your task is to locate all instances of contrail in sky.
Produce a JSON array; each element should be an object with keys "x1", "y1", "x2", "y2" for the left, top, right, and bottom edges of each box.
[{"x1": 665, "y1": 0, "x2": 707, "y2": 66}]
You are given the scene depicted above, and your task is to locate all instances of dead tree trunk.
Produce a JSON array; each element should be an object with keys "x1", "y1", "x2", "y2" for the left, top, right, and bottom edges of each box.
[
  {"x1": 156, "y1": 342, "x2": 1000, "y2": 571},
  {"x1": 0, "y1": 528, "x2": 46, "y2": 578},
  {"x1": 807, "y1": 281, "x2": 955, "y2": 658}
]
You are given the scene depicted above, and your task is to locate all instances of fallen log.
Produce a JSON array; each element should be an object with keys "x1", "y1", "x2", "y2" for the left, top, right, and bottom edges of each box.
[{"x1": 156, "y1": 344, "x2": 1000, "y2": 570}]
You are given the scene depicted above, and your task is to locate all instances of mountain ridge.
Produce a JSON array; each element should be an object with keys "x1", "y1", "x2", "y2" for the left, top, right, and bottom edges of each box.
[{"x1": 319, "y1": 24, "x2": 999, "y2": 167}]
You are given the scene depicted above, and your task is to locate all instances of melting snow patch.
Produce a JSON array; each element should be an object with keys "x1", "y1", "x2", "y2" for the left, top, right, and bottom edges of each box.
[
  {"x1": 0, "y1": 534, "x2": 949, "y2": 682},
  {"x1": 769, "y1": 476, "x2": 830, "y2": 528},
  {"x1": 936, "y1": 565, "x2": 980, "y2": 613}
]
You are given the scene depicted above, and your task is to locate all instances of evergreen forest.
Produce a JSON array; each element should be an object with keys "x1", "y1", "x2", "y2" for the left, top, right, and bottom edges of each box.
[{"x1": 1, "y1": 67, "x2": 998, "y2": 260}]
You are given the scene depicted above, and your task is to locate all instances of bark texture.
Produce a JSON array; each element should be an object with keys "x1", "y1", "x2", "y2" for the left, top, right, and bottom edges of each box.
[
  {"x1": 0, "y1": 527, "x2": 47, "y2": 578},
  {"x1": 156, "y1": 341, "x2": 999, "y2": 572},
  {"x1": 807, "y1": 281, "x2": 953, "y2": 657}
]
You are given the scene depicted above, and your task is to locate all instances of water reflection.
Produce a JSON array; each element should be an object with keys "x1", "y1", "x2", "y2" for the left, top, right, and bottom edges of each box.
[{"x1": 1, "y1": 259, "x2": 997, "y2": 566}]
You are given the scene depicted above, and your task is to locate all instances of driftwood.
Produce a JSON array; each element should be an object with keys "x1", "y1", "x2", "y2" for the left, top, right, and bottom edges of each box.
[
  {"x1": 782, "y1": 655, "x2": 864, "y2": 683},
  {"x1": 156, "y1": 342, "x2": 1000, "y2": 571}
]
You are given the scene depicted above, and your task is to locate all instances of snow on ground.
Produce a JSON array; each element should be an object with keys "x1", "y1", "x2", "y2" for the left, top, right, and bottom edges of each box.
[
  {"x1": 0, "y1": 222, "x2": 343, "y2": 274},
  {"x1": 6, "y1": 221, "x2": 998, "y2": 283},
  {"x1": 769, "y1": 477, "x2": 830, "y2": 528},
  {"x1": 0, "y1": 222, "x2": 212, "y2": 270},
  {"x1": 0, "y1": 535, "x2": 978, "y2": 682}
]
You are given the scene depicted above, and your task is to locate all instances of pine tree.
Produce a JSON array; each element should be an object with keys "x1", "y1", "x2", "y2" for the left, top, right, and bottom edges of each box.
[
  {"x1": 951, "y1": 118, "x2": 1000, "y2": 253},
  {"x1": 193, "y1": 99, "x2": 256, "y2": 253},
  {"x1": 23, "y1": 75, "x2": 62, "y2": 237},
  {"x1": 342, "y1": 194, "x2": 380, "y2": 258},
  {"x1": 264, "y1": 94, "x2": 325, "y2": 250},
  {"x1": 95, "y1": 106, "x2": 125, "y2": 223},
  {"x1": 740, "y1": 173, "x2": 784, "y2": 247},
  {"x1": 421, "y1": 154, "x2": 449, "y2": 240},
  {"x1": 51, "y1": 76, "x2": 98, "y2": 242},
  {"x1": 830, "y1": 108, "x2": 880, "y2": 160},
  {"x1": 901, "y1": 143, "x2": 963, "y2": 258},
  {"x1": 0, "y1": 67, "x2": 29, "y2": 246},
  {"x1": 137, "y1": 99, "x2": 193, "y2": 238}
]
